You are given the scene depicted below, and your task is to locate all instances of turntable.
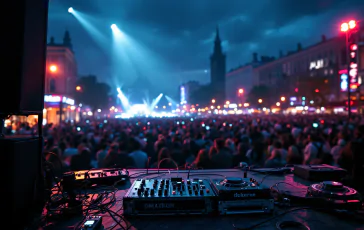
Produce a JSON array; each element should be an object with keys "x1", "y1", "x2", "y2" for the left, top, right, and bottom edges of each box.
[
  {"x1": 211, "y1": 177, "x2": 274, "y2": 214},
  {"x1": 306, "y1": 181, "x2": 362, "y2": 210}
]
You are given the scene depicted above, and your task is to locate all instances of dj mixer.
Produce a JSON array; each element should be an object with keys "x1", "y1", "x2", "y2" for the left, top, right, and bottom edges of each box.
[
  {"x1": 123, "y1": 177, "x2": 216, "y2": 215},
  {"x1": 123, "y1": 176, "x2": 274, "y2": 215}
]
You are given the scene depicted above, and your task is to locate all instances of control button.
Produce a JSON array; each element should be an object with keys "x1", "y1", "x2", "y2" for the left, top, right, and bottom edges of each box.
[
  {"x1": 164, "y1": 190, "x2": 168, "y2": 196},
  {"x1": 144, "y1": 190, "x2": 149, "y2": 196},
  {"x1": 199, "y1": 190, "x2": 204, "y2": 195},
  {"x1": 188, "y1": 190, "x2": 192, "y2": 195},
  {"x1": 194, "y1": 190, "x2": 198, "y2": 195},
  {"x1": 187, "y1": 180, "x2": 191, "y2": 184},
  {"x1": 158, "y1": 189, "x2": 162, "y2": 196},
  {"x1": 137, "y1": 189, "x2": 142, "y2": 196},
  {"x1": 201, "y1": 185, "x2": 206, "y2": 189},
  {"x1": 150, "y1": 190, "x2": 155, "y2": 196},
  {"x1": 172, "y1": 191, "x2": 176, "y2": 195},
  {"x1": 206, "y1": 189, "x2": 210, "y2": 193},
  {"x1": 199, "y1": 179, "x2": 203, "y2": 184}
]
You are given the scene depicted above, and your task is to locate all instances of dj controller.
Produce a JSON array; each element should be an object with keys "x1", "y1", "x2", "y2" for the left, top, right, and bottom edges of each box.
[
  {"x1": 123, "y1": 178, "x2": 216, "y2": 215},
  {"x1": 123, "y1": 177, "x2": 274, "y2": 216},
  {"x1": 123, "y1": 170, "x2": 363, "y2": 216},
  {"x1": 59, "y1": 165, "x2": 363, "y2": 217}
]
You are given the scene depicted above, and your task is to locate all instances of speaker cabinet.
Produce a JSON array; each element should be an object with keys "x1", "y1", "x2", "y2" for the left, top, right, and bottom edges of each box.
[
  {"x1": 0, "y1": 0, "x2": 49, "y2": 115},
  {"x1": 1, "y1": 137, "x2": 45, "y2": 229}
]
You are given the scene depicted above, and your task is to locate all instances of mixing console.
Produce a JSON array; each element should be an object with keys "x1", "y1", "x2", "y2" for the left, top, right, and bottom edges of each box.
[{"x1": 123, "y1": 178, "x2": 216, "y2": 215}]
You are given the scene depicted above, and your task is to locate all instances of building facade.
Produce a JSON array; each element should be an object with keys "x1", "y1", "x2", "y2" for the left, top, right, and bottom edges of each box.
[
  {"x1": 44, "y1": 31, "x2": 79, "y2": 124},
  {"x1": 210, "y1": 26, "x2": 226, "y2": 104},
  {"x1": 253, "y1": 35, "x2": 350, "y2": 105},
  {"x1": 225, "y1": 53, "x2": 275, "y2": 103}
]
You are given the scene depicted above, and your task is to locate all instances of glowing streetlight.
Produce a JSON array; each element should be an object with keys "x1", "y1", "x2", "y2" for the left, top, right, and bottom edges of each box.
[
  {"x1": 244, "y1": 103, "x2": 249, "y2": 107},
  {"x1": 280, "y1": 96, "x2": 285, "y2": 102},
  {"x1": 76, "y1": 86, "x2": 82, "y2": 91},
  {"x1": 49, "y1": 65, "x2": 57, "y2": 73},
  {"x1": 276, "y1": 102, "x2": 281, "y2": 106},
  {"x1": 168, "y1": 102, "x2": 172, "y2": 106},
  {"x1": 238, "y1": 88, "x2": 244, "y2": 94},
  {"x1": 68, "y1": 7, "x2": 74, "y2": 13},
  {"x1": 258, "y1": 99, "x2": 263, "y2": 103},
  {"x1": 211, "y1": 99, "x2": 216, "y2": 104},
  {"x1": 340, "y1": 19, "x2": 357, "y2": 119},
  {"x1": 225, "y1": 101, "x2": 230, "y2": 105}
]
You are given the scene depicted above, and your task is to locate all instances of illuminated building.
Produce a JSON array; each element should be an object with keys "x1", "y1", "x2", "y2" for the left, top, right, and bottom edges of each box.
[
  {"x1": 251, "y1": 33, "x2": 363, "y2": 106},
  {"x1": 225, "y1": 53, "x2": 274, "y2": 103},
  {"x1": 44, "y1": 30, "x2": 78, "y2": 124}
]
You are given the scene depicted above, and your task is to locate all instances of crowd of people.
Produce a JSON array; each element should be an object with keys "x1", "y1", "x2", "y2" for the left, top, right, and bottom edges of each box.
[{"x1": 4, "y1": 114, "x2": 364, "y2": 191}]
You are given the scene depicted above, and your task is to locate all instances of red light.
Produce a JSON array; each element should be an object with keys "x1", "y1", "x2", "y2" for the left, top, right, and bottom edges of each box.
[
  {"x1": 341, "y1": 22, "x2": 349, "y2": 32},
  {"x1": 350, "y1": 84, "x2": 358, "y2": 89},
  {"x1": 315, "y1": 89, "x2": 319, "y2": 93},
  {"x1": 349, "y1": 20, "x2": 356, "y2": 29},
  {"x1": 49, "y1": 65, "x2": 57, "y2": 73},
  {"x1": 350, "y1": 52, "x2": 356, "y2": 58},
  {"x1": 295, "y1": 88, "x2": 298, "y2": 92},
  {"x1": 320, "y1": 120, "x2": 324, "y2": 124},
  {"x1": 350, "y1": 44, "x2": 358, "y2": 51}
]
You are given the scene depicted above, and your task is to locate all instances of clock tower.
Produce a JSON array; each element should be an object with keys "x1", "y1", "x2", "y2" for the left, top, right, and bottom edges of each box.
[{"x1": 210, "y1": 26, "x2": 226, "y2": 103}]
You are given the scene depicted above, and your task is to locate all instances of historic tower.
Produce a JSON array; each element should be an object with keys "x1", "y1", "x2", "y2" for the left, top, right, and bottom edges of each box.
[{"x1": 210, "y1": 26, "x2": 226, "y2": 103}]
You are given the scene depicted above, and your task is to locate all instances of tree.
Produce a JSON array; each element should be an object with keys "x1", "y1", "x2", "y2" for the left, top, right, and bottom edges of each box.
[
  {"x1": 75, "y1": 75, "x2": 111, "y2": 113},
  {"x1": 245, "y1": 85, "x2": 272, "y2": 107}
]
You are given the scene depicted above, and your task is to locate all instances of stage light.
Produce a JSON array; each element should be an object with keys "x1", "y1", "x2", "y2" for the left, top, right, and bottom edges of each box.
[
  {"x1": 111, "y1": 24, "x2": 117, "y2": 30},
  {"x1": 68, "y1": 7, "x2": 74, "y2": 13}
]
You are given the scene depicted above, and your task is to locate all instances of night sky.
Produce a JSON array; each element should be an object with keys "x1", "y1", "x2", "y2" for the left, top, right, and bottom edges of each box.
[{"x1": 47, "y1": 0, "x2": 364, "y2": 97}]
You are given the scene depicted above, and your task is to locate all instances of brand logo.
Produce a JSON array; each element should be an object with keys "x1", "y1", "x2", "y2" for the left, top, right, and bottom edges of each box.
[
  {"x1": 144, "y1": 203, "x2": 175, "y2": 209},
  {"x1": 234, "y1": 193, "x2": 256, "y2": 198}
]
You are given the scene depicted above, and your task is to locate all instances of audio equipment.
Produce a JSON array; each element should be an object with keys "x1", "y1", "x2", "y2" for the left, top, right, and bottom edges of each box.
[
  {"x1": 293, "y1": 164, "x2": 347, "y2": 181},
  {"x1": 306, "y1": 181, "x2": 362, "y2": 210},
  {"x1": 0, "y1": 0, "x2": 49, "y2": 114},
  {"x1": 211, "y1": 177, "x2": 274, "y2": 214},
  {"x1": 61, "y1": 168, "x2": 129, "y2": 189},
  {"x1": 1, "y1": 137, "x2": 45, "y2": 229},
  {"x1": 123, "y1": 178, "x2": 216, "y2": 215}
]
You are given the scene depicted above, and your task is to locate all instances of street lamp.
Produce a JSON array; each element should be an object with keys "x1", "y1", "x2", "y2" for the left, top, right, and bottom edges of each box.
[
  {"x1": 49, "y1": 65, "x2": 57, "y2": 73},
  {"x1": 276, "y1": 102, "x2": 280, "y2": 106},
  {"x1": 238, "y1": 88, "x2": 244, "y2": 94},
  {"x1": 258, "y1": 99, "x2": 263, "y2": 103},
  {"x1": 76, "y1": 86, "x2": 82, "y2": 91},
  {"x1": 226, "y1": 100, "x2": 230, "y2": 105},
  {"x1": 211, "y1": 99, "x2": 216, "y2": 104},
  {"x1": 280, "y1": 96, "x2": 285, "y2": 102},
  {"x1": 340, "y1": 19, "x2": 358, "y2": 118}
]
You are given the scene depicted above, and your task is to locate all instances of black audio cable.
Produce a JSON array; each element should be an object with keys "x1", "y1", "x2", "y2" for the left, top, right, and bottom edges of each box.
[
  {"x1": 146, "y1": 157, "x2": 151, "y2": 174},
  {"x1": 187, "y1": 164, "x2": 192, "y2": 179}
]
